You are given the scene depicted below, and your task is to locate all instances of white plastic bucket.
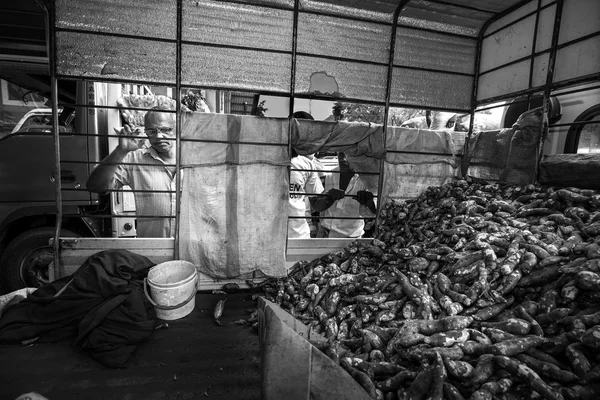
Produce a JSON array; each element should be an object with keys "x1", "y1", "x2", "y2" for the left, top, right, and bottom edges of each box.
[{"x1": 144, "y1": 260, "x2": 198, "y2": 320}]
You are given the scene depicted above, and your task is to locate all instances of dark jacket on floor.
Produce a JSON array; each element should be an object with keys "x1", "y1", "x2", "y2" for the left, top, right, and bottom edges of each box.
[{"x1": 0, "y1": 249, "x2": 156, "y2": 368}]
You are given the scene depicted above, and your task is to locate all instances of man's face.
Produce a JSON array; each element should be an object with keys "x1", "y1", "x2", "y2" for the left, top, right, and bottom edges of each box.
[
  {"x1": 338, "y1": 152, "x2": 353, "y2": 172},
  {"x1": 145, "y1": 112, "x2": 176, "y2": 153}
]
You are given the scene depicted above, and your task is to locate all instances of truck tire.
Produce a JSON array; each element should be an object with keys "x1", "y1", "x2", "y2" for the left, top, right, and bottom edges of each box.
[{"x1": 0, "y1": 227, "x2": 81, "y2": 293}]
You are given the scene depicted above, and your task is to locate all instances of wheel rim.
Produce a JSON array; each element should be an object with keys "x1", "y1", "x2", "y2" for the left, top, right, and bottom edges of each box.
[{"x1": 19, "y1": 246, "x2": 54, "y2": 287}]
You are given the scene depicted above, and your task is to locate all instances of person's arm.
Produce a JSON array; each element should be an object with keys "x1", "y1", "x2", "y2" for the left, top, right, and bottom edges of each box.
[
  {"x1": 309, "y1": 188, "x2": 345, "y2": 213},
  {"x1": 356, "y1": 190, "x2": 377, "y2": 215},
  {"x1": 86, "y1": 124, "x2": 143, "y2": 193}
]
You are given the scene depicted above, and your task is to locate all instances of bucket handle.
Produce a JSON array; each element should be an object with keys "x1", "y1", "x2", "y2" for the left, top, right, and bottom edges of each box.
[{"x1": 144, "y1": 277, "x2": 198, "y2": 311}]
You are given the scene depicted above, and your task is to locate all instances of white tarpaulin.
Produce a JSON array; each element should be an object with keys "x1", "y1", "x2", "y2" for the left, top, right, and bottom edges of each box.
[{"x1": 382, "y1": 127, "x2": 460, "y2": 201}]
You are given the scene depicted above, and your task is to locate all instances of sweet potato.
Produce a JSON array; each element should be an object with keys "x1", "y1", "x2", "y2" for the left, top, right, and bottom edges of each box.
[
  {"x1": 469, "y1": 389, "x2": 492, "y2": 400},
  {"x1": 478, "y1": 318, "x2": 530, "y2": 335},
  {"x1": 465, "y1": 354, "x2": 495, "y2": 388},
  {"x1": 480, "y1": 378, "x2": 513, "y2": 395},
  {"x1": 444, "y1": 357, "x2": 475, "y2": 380},
  {"x1": 575, "y1": 271, "x2": 600, "y2": 291},
  {"x1": 517, "y1": 264, "x2": 561, "y2": 287},
  {"x1": 404, "y1": 365, "x2": 433, "y2": 400},
  {"x1": 340, "y1": 357, "x2": 377, "y2": 399},
  {"x1": 426, "y1": 352, "x2": 446, "y2": 400},
  {"x1": 580, "y1": 311, "x2": 600, "y2": 326},
  {"x1": 565, "y1": 342, "x2": 592, "y2": 378},
  {"x1": 491, "y1": 335, "x2": 546, "y2": 356},
  {"x1": 376, "y1": 369, "x2": 417, "y2": 393},
  {"x1": 514, "y1": 305, "x2": 544, "y2": 336},
  {"x1": 515, "y1": 354, "x2": 579, "y2": 384},
  {"x1": 482, "y1": 327, "x2": 517, "y2": 343},
  {"x1": 423, "y1": 329, "x2": 470, "y2": 347},
  {"x1": 466, "y1": 328, "x2": 493, "y2": 345},
  {"x1": 442, "y1": 382, "x2": 466, "y2": 400},
  {"x1": 561, "y1": 384, "x2": 600, "y2": 400},
  {"x1": 473, "y1": 297, "x2": 515, "y2": 321},
  {"x1": 536, "y1": 308, "x2": 571, "y2": 326},
  {"x1": 526, "y1": 348, "x2": 570, "y2": 370},
  {"x1": 421, "y1": 344, "x2": 465, "y2": 360},
  {"x1": 492, "y1": 355, "x2": 564, "y2": 400},
  {"x1": 580, "y1": 325, "x2": 600, "y2": 348},
  {"x1": 517, "y1": 251, "x2": 538, "y2": 274},
  {"x1": 458, "y1": 340, "x2": 494, "y2": 356}
]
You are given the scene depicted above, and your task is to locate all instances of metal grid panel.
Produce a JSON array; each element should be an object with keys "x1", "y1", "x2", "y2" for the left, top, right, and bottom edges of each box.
[
  {"x1": 479, "y1": 14, "x2": 536, "y2": 73},
  {"x1": 390, "y1": 67, "x2": 472, "y2": 110},
  {"x1": 394, "y1": 27, "x2": 476, "y2": 74},
  {"x1": 55, "y1": 0, "x2": 177, "y2": 40},
  {"x1": 294, "y1": 55, "x2": 388, "y2": 102},
  {"x1": 559, "y1": 0, "x2": 600, "y2": 45},
  {"x1": 554, "y1": 36, "x2": 600, "y2": 83},
  {"x1": 485, "y1": 0, "x2": 538, "y2": 34},
  {"x1": 55, "y1": 31, "x2": 177, "y2": 83},
  {"x1": 296, "y1": 13, "x2": 391, "y2": 64},
  {"x1": 182, "y1": 1, "x2": 293, "y2": 51},
  {"x1": 182, "y1": 44, "x2": 291, "y2": 92},
  {"x1": 477, "y1": 60, "x2": 531, "y2": 101}
]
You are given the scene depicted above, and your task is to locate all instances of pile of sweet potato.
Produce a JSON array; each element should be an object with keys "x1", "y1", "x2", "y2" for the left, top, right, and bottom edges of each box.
[{"x1": 261, "y1": 178, "x2": 600, "y2": 400}]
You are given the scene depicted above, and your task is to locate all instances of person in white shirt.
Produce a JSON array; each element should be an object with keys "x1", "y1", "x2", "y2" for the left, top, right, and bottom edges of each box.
[
  {"x1": 317, "y1": 152, "x2": 377, "y2": 238},
  {"x1": 288, "y1": 111, "x2": 344, "y2": 239}
]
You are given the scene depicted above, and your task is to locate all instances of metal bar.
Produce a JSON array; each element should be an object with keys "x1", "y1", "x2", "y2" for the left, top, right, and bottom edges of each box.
[
  {"x1": 375, "y1": 1, "x2": 407, "y2": 233},
  {"x1": 55, "y1": 74, "x2": 176, "y2": 89},
  {"x1": 527, "y1": 0, "x2": 543, "y2": 94},
  {"x1": 55, "y1": 27, "x2": 178, "y2": 45},
  {"x1": 174, "y1": 0, "x2": 183, "y2": 259},
  {"x1": 285, "y1": 0, "x2": 300, "y2": 247},
  {"x1": 463, "y1": 0, "x2": 497, "y2": 179},
  {"x1": 386, "y1": 149, "x2": 459, "y2": 157},
  {"x1": 535, "y1": 0, "x2": 563, "y2": 183},
  {"x1": 391, "y1": 64, "x2": 474, "y2": 78},
  {"x1": 425, "y1": 0, "x2": 498, "y2": 15},
  {"x1": 293, "y1": 192, "x2": 378, "y2": 199},
  {"x1": 47, "y1": 1, "x2": 63, "y2": 282},
  {"x1": 289, "y1": 168, "x2": 380, "y2": 176}
]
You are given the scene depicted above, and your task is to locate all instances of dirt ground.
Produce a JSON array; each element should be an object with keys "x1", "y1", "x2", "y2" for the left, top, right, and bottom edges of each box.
[{"x1": 0, "y1": 291, "x2": 261, "y2": 400}]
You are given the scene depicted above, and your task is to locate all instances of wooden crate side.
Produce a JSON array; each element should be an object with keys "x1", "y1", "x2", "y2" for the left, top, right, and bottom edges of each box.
[{"x1": 258, "y1": 297, "x2": 370, "y2": 400}]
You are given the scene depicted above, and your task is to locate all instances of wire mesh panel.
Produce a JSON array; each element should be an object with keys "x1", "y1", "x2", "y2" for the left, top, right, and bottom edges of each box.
[
  {"x1": 55, "y1": 0, "x2": 177, "y2": 39},
  {"x1": 394, "y1": 28, "x2": 476, "y2": 74},
  {"x1": 183, "y1": 1, "x2": 294, "y2": 51},
  {"x1": 294, "y1": 55, "x2": 388, "y2": 102},
  {"x1": 390, "y1": 68, "x2": 472, "y2": 110},
  {"x1": 55, "y1": 32, "x2": 177, "y2": 84},
  {"x1": 297, "y1": 13, "x2": 391, "y2": 64},
  {"x1": 182, "y1": 45, "x2": 292, "y2": 92}
]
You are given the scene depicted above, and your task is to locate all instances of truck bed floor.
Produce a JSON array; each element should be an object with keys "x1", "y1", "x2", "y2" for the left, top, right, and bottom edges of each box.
[{"x1": 0, "y1": 291, "x2": 261, "y2": 400}]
